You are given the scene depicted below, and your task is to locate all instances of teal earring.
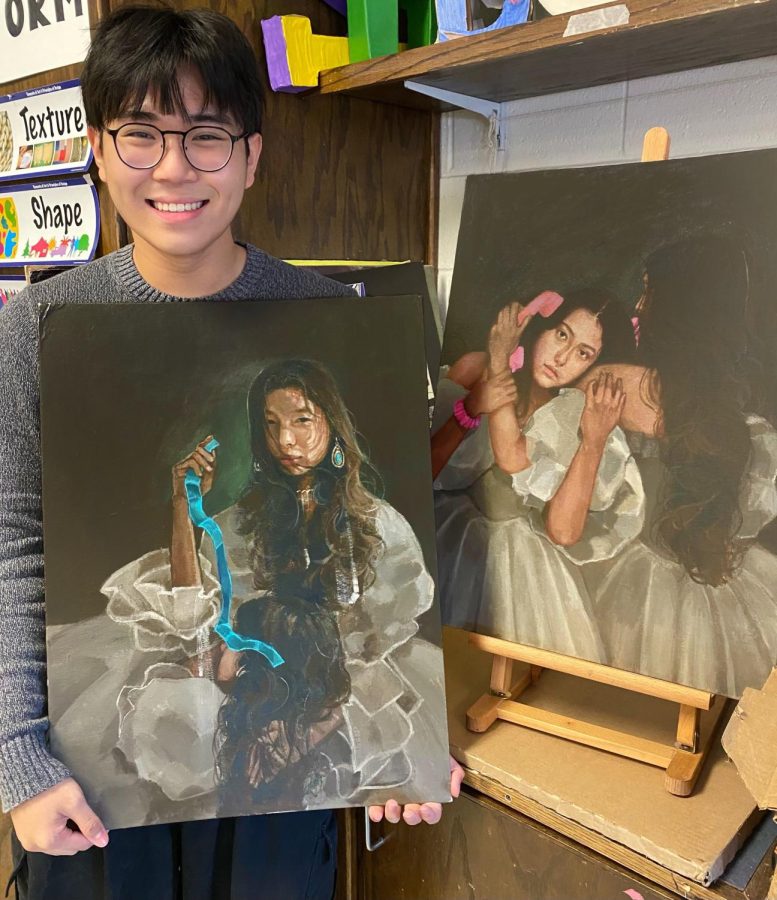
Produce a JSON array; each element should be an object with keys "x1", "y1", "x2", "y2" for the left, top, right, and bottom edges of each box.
[{"x1": 331, "y1": 437, "x2": 345, "y2": 469}]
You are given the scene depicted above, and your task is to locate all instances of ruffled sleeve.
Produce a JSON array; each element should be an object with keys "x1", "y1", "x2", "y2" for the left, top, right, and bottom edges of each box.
[
  {"x1": 511, "y1": 389, "x2": 645, "y2": 563},
  {"x1": 338, "y1": 501, "x2": 434, "y2": 663},
  {"x1": 432, "y1": 370, "x2": 495, "y2": 491},
  {"x1": 739, "y1": 415, "x2": 777, "y2": 539},
  {"x1": 100, "y1": 548, "x2": 222, "y2": 653},
  {"x1": 331, "y1": 503, "x2": 444, "y2": 802},
  {"x1": 100, "y1": 505, "x2": 258, "y2": 654}
]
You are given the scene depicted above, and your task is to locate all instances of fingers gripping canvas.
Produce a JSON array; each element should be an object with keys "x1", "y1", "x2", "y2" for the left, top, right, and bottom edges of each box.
[
  {"x1": 40, "y1": 297, "x2": 449, "y2": 829},
  {"x1": 434, "y1": 149, "x2": 777, "y2": 700}
]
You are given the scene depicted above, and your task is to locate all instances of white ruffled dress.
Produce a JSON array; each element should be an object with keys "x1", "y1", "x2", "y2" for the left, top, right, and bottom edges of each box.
[
  {"x1": 433, "y1": 377, "x2": 645, "y2": 662},
  {"x1": 47, "y1": 500, "x2": 449, "y2": 828},
  {"x1": 590, "y1": 416, "x2": 777, "y2": 697}
]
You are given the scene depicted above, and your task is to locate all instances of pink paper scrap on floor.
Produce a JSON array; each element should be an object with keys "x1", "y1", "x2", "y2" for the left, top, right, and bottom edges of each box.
[{"x1": 624, "y1": 890, "x2": 645, "y2": 900}]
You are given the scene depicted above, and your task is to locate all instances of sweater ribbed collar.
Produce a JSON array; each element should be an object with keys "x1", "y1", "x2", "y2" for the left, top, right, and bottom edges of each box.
[{"x1": 112, "y1": 242, "x2": 267, "y2": 303}]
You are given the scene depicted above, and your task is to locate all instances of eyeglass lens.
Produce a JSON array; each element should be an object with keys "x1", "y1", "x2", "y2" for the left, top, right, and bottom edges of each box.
[{"x1": 114, "y1": 124, "x2": 235, "y2": 171}]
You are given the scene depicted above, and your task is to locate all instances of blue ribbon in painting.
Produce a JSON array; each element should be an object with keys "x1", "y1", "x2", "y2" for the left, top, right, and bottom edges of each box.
[{"x1": 183, "y1": 437, "x2": 284, "y2": 668}]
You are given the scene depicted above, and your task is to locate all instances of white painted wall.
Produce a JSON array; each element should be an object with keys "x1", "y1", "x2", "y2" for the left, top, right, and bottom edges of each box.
[{"x1": 437, "y1": 55, "x2": 777, "y2": 318}]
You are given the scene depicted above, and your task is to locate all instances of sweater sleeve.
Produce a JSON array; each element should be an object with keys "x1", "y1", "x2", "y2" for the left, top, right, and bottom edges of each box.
[{"x1": 0, "y1": 293, "x2": 72, "y2": 812}]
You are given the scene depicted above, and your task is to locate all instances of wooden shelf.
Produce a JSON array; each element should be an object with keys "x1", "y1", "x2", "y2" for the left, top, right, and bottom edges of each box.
[{"x1": 319, "y1": 0, "x2": 777, "y2": 108}]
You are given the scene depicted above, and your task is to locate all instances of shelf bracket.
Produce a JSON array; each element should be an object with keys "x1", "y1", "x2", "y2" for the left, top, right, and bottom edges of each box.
[{"x1": 404, "y1": 81, "x2": 504, "y2": 150}]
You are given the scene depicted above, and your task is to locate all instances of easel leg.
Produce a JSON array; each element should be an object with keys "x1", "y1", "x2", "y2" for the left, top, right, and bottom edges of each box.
[
  {"x1": 490, "y1": 655, "x2": 514, "y2": 697},
  {"x1": 675, "y1": 704, "x2": 700, "y2": 753},
  {"x1": 467, "y1": 654, "x2": 534, "y2": 733},
  {"x1": 665, "y1": 699, "x2": 725, "y2": 797}
]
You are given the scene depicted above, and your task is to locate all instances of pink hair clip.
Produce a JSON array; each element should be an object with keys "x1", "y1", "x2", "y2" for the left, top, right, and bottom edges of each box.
[{"x1": 631, "y1": 315, "x2": 640, "y2": 347}]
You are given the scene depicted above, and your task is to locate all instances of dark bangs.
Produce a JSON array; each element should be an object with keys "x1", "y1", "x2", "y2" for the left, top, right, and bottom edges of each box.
[{"x1": 81, "y1": 6, "x2": 263, "y2": 134}]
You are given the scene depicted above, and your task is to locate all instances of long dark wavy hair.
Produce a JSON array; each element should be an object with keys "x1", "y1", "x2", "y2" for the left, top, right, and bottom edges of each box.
[
  {"x1": 215, "y1": 358, "x2": 383, "y2": 803},
  {"x1": 514, "y1": 287, "x2": 637, "y2": 418},
  {"x1": 637, "y1": 234, "x2": 754, "y2": 586}
]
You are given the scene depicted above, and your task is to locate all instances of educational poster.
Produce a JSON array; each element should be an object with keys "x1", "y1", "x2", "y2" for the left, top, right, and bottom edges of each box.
[
  {"x1": 0, "y1": 80, "x2": 91, "y2": 182},
  {"x1": 1, "y1": 1, "x2": 91, "y2": 84},
  {"x1": 435, "y1": 149, "x2": 777, "y2": 698},
  {"x1": 0, "y1": 175, "x2": 99, "y2": 266},
  {"x1": 41, "y1": 298, "x2": 449, "y2": 829},
  {"x1": 0, "y1": 274, "x2": 23, "y2": 306}
]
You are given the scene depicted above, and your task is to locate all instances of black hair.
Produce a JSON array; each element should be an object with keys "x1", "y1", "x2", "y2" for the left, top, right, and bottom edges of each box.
[
  {"x1": 237, "y1": 358, "x2": 383, "y2": 600},
  {"x1": 215, "y1": 358, "x2": 389, "y2": 805},
  {"x1": 214, "y1": 593, "x2": 351, "y2": 812},
  {"x1": 514, "y1": 287, "x2": 637, "y2": 418},
  {"x1": 81, "y1": 5, "x2": 263, "y2": 135},
  {"x1": 638, "y1": 234, "x2": 754, "y2": 586}
]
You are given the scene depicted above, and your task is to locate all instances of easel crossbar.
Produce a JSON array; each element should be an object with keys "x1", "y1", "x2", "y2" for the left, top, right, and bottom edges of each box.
[
  {"x1": 468, "y1": 633, "x2": 714, "y2": 710},
  {"x1": 495, "y1": 699, "x2": 674, "y2": 767}
]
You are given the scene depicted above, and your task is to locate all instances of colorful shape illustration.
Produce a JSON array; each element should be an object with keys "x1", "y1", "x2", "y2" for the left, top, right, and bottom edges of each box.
[{"x1": 0, "y1": 198, "x2": 18, "y2": 260}]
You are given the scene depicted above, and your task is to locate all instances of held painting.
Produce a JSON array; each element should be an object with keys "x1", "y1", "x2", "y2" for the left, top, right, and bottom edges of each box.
[
  {"x1": 434, "y1": 149, "x2": 777, "y2": 699},
  {"x1": 40, "y1": 297, "x2": 449, "y2": 829}
]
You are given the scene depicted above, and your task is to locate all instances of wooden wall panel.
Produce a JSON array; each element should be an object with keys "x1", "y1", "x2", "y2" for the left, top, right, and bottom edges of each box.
[
  {"x1": 107, "y1": 0, "x2": 435, "y2": 262},
  {"x1": 359, "y1": 788, "x2": 678, "y2": 900},
  {"x1": 2, "y1": 0, "x2": 434, "y2": 266}
]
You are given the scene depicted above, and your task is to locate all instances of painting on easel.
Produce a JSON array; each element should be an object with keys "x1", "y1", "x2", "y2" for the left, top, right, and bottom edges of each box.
[{"x1": 434, "y1": 149, "x2": 777, "y2": 699}]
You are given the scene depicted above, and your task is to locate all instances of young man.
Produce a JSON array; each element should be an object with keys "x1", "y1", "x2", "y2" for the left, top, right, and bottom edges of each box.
[{"x1": 0, "y1": 7, "x2": 462, "y2": 898}]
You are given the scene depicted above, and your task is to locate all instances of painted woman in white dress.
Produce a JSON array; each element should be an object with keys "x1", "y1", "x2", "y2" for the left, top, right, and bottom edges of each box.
[
  {"x1": 433, "y1": 289, "x2": 642, "y2": 661},
  {"x1": 578, "y1": 235, "x2": 777, "y2": 697},
  {"x1": 49, "y1": 359, "x2": 448, "y2": 827}
]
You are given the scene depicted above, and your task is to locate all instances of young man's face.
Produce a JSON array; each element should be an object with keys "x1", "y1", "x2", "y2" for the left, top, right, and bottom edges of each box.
[{"x1": 88, "y1": 68, "x2": 262, "y2": 265}]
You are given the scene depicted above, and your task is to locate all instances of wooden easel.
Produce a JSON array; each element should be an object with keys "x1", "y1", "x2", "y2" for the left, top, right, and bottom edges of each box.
[{"x1": 466, "y1": 127, "x2": 729, "y2": 798}]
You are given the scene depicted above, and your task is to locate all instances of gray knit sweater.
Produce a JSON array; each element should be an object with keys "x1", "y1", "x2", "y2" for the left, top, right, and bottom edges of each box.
[{"x1": 0, "y1": 243, "x2": 355, "y2": 812}]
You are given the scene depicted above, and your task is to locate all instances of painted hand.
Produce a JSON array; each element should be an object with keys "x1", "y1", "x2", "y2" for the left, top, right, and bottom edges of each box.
[
  {"x1": 172, "y1": 435, "x2": 217, "y2": 499},
  {"x1": 580, "y1": 371, "x2": 626, "y2": 449},
  {"x1": 465, "y1": 369, "x2": 518, "y2": 418},
  {"x1": 488, "y1": 302, "x2": 533, "y2": 373},
  {"x1": 10, "y1": 778, "x2": 109, "y2": 855},
  {"x1": 367, "y1": 756, "x2": 465, "y2": 826}
]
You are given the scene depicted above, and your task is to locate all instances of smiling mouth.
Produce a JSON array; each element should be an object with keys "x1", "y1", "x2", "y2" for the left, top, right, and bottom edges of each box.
[{"x1": 147, "y1": 200, "x2": 207, "y2": 212}]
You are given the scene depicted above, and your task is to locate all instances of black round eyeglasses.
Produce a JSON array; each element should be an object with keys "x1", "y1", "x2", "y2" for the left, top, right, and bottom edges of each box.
[{"x1": 105, "y1": 123, "x2": 249, "y2": 172}]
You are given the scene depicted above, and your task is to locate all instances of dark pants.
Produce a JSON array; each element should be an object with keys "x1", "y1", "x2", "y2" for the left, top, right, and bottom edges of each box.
[{"x1": 7, "y1": 811, "x2": 337, "y2": 900}]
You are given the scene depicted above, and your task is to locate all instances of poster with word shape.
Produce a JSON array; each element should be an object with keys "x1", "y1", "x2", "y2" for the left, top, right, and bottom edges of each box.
[
  {"x1": 1, "y1": 0, "x2": 91, "y2": 83},
  {"x1": 0, "y1": 175, "x2": 99, "y2": 266},
  {"x1": 0, "y1": 80, "x2": 91, "y2": 183}
]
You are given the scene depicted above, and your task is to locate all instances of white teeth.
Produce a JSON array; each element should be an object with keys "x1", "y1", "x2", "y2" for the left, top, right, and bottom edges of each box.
[{"x1": 152, "y1": 200, "x2": 204, "y2": 212}]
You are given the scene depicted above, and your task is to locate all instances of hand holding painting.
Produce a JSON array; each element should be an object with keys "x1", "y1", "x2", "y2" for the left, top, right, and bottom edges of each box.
[{"x1": 9, "y1": 777, "x2": 109, "y2": 856}]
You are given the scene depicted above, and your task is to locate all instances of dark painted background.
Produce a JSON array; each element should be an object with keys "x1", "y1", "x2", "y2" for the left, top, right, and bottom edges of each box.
[
  {"x1": 442, "y1": 148, "x2": 777, "y2": 552},
  {"x1": 443, "y1": 149, "x2": 777, "y2": 421},
  {"x1": 40, "y1": 296, "x2": 439, "y2": 632}
]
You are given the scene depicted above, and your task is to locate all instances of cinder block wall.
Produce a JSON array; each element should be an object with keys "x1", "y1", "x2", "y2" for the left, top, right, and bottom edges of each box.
[{"x1": 437, "y1": 56, "x2": 777, "y2": 316}]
